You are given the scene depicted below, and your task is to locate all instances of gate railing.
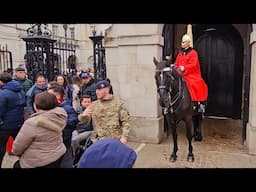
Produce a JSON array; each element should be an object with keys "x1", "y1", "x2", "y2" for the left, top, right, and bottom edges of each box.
[
  {"x1": 0, "y1": 44, "x2": 13, "y2": 74},
  {"x1": 53, "y1": 40, "x2": 76, "y2": 76},
  {"x1": 23, "y1": 24, "x2": 77, "y2": 82}
]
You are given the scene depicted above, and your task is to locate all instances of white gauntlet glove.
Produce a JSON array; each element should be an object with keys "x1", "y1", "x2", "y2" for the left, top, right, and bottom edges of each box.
[{"x1": 179, "y1": 66, "x2": 185, "y2": 72}]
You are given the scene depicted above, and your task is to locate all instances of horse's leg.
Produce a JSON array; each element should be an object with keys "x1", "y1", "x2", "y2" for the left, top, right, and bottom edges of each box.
[
  {"x1": 193, "y1": 113, "x2": 203, "y2": 141},
  {"x1": 197, "y1": 113, "x2": 203, "y2": 141},
  {"x1": 168, "y1": 118, "x2": 178, "y2": 162},
  {"x1": 185, "y1": 116, "x2": 194, "y2": 162},
  {"x1": 164, "y1": 114, "x2": 169, "y2": 135}
]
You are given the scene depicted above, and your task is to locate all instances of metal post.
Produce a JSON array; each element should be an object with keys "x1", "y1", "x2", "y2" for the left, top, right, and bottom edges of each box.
[
  {"x1": 91, "y1": 27, "x2": 97, "y2": 80},
  {"x1": 63, "y1": 24, "x2": 68, "y2": 72},
  {"x1": 63, "y1": 24, "x2": 68, "y2": 47}
]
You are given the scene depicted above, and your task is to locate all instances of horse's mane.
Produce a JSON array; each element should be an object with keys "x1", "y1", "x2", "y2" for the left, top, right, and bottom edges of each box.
[{"x1": 154, "y1": 59, "x2": 182, "y2": 88}]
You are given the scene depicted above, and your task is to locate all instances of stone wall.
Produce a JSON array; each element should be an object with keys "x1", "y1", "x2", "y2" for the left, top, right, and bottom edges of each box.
[
  {"x1": 247, "y1": 24, "x2": 256, "y2": 154},
  {"x1": 105, "y1": 24, "x2": 164, "y2": 143}
]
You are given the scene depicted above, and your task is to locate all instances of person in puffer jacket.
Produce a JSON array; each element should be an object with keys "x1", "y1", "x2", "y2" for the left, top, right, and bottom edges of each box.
[
  {"x1": 0, "y1": 72, "x2": 26, "y2": 168},
  {"x1": 12, "y1": 91, "x2": 67, "y2": 168}
]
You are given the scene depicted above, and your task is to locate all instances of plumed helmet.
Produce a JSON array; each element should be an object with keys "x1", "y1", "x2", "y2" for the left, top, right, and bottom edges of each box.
[{"x1": 182, "y1": 34, "x2": 191, "y2": 43}]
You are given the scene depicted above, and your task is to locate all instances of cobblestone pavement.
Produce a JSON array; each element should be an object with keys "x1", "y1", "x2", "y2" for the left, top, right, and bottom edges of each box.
[
  {"x1": 130, "y1": 117, "x2": 256, "y2": 168},
  {"x1": 2, "y1": 117, "x2": 256, "y2": 168}
]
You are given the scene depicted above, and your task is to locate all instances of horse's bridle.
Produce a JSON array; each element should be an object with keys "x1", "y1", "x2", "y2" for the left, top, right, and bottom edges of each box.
[{"x1": 156, "y1": 66, "x2": 182, "y2": 114}]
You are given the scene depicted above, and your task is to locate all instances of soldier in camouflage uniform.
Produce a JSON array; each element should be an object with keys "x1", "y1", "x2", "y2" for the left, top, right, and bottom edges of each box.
[{"x1": 78, "y1": 80, "x2": 130, "y2": 144}]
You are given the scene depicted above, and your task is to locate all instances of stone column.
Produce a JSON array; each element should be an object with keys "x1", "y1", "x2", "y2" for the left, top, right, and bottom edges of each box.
[
  {"x1": 247, "y1": 24, "x2": 256, "y2": 154},
  {"x1": 105, "y1": 24, "x2": 165, "y2": 143},
  {"x1": 77, "y1": 24, "x2": 94, "y2": 69}
]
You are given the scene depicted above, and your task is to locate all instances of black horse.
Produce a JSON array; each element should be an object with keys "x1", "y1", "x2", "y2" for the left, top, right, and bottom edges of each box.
[{"x1": 153, "y1": 57, "x2": 203, "y2": 162}]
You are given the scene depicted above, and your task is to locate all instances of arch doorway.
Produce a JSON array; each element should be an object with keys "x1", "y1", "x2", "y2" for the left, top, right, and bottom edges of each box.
[
  {"x1": 162, "y1": 24, "x2": 244, "y2": 119},
  {"x1": 193, "y1": 24, "x2": 244, "y2": 119}
]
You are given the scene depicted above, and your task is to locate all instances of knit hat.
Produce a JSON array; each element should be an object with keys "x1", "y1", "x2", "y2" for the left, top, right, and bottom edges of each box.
[{"x1": 15, "y1": 66, "x2": 26, "y2": 72}]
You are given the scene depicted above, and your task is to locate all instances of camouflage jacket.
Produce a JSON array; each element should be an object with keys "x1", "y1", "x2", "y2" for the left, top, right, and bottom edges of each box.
[{"x1": 78, "y1": 95, "x2": 131, "y2": 140}]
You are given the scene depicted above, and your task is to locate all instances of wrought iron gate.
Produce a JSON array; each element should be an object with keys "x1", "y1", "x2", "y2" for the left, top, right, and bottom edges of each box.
[
  {"x1": 0, "y1": 44, "x2": 13, "y2": 74},
  {"x1": 53, "y1": 40, "x2": 76, "y2": 76},
  {"x1": 23, "y1": 24, "x2": 76, "y2": 82}
]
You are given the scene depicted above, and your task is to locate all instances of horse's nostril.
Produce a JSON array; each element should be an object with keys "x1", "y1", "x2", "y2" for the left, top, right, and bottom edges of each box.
[{"x1": 159, "y1": 100, "x2": 165, "y2": 107}]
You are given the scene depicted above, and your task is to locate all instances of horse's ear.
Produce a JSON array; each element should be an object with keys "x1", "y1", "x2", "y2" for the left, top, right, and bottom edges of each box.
[{"x1": 153, "y1": 57, "x2": 159, "y2": 66}]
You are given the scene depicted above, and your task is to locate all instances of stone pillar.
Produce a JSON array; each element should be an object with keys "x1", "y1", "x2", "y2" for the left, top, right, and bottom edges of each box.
[
  {"x1": 76, "y1": 24, "x2": 92, "y2": 69},
  {"x1": 247, "y1": 24, "x2": 256, "y2": 154},
  {"x1": 105, "y1": 24, "x2": 165, "y2": 143}
]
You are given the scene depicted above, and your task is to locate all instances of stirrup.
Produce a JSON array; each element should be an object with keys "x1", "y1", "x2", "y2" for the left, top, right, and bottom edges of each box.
[{"x1": 198, "y1": 103, "x2": 205, "y2": 113}]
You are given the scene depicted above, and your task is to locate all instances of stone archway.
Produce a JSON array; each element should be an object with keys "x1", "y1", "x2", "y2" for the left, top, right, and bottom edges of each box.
[
  {"x1": 161, "y1": 24, "x2": 253, "y2": 144},
  {"x1": 193, "y1": 24, "x2": 244, "y2": 119}
]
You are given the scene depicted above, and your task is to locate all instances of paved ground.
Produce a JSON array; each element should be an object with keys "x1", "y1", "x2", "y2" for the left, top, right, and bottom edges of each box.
[
  {"x1": 2, "y1": 117, "x2": 256, "y2": 168},
  {"x1": 129, "y1": 117, "x2": 256, "y2": 168}
]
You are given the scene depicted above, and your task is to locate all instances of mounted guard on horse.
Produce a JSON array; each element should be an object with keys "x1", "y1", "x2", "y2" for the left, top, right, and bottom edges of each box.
[
  {"x1": 153, "y1": 34, "x2": 208, "y2": 162},
  {"x1": 174, "y1": 34, "x2": 208, "y2": 113}
]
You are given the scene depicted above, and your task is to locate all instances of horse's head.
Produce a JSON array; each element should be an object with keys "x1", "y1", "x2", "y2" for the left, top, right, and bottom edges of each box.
[{"x1": 153, "y1": 57, "x2": 178, "y2": 109}]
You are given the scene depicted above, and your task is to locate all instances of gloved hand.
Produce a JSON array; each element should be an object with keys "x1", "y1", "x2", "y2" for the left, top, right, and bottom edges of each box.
[{"x1": 179, "y1": 66, "x2": 185, "y2": 72}]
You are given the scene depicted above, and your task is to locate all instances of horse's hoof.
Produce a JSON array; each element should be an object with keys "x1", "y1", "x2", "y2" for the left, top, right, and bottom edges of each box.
[
  {"x1": 194, "y1": 135, "x2": 203, "y2": 142},
  {"x1": 169, "y1": 155, "x2": 177, "y2": 162},
  {"x1": 187, "y1": 155, "x2": 194, "y2": 162}
]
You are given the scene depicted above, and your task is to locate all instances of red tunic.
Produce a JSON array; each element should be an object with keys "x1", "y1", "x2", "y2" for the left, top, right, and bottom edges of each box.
[{"x1": 175, "y1": 48, "x2": 208, "y2": 101}]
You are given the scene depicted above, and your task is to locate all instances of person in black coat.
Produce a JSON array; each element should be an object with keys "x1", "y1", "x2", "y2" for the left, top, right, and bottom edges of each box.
[{"x1": 80, "y1": 72, "x2": 97, "y2": 101}]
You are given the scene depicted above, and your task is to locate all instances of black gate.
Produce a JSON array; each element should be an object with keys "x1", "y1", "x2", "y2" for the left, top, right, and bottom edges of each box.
[
  {"x1": 89, "y1": 30, "x2": 107, "y2": 81},
  {"x1": 0, "y1": 44, "x2": 13, "y2": 74},
  {"x1": 53, "y1": 40, "x2": 76, "y2": 76},
  {"x1": 23, "y1": 24, "x2": 76, "y2": 82}
]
